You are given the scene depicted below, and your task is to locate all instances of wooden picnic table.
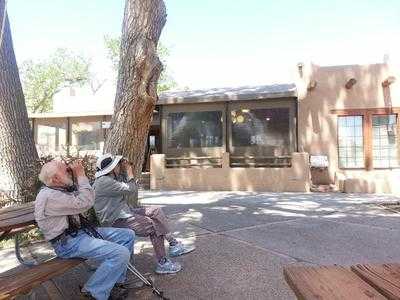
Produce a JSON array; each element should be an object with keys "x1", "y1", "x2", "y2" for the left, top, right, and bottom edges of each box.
[
  {"x1": 0, "y1": 202, "x2": 84, "y2": 299},
  {"x1": 0, "y1": 202, "x2": 35, "y2": 233},
  {"x1": 284, "y1": 264, "x2": 400, "y2": 300},
  {"x1": 0, "y1": 202, "x2": 37, "y2": 266}
]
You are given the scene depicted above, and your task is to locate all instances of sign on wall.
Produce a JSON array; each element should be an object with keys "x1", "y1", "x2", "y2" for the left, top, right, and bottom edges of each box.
[
  {"x1": 102, "y1": 121, "x2": 111, "y2": 129},
  {"x1": 310, "y1": 155, "x2": 329, "y2": 168}
]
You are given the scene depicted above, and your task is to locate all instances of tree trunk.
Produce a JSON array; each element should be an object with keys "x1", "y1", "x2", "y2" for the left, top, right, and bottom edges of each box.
[
  {"x1": 0, "y1": 0, "x2": 39, "y2": 205},
  {"x1": 104, "y1": 0, "x2": 166, "y2": 178}
]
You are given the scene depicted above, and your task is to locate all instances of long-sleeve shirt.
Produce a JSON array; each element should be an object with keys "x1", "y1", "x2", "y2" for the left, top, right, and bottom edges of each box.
[
  {"x1": 93, "y1": 175, "x2": 138, "y2": 226},
  {"x1": 34, "y1": 177, "x2": 95, "y2": 241}
]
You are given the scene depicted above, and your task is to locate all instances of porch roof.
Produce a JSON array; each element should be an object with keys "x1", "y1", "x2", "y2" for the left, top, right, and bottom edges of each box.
[{"x1": 158, "y1": 83, "x2": 297, "y2": 105}]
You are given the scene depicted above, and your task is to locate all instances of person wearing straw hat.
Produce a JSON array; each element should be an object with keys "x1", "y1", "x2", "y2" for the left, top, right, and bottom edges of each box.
[{"x1": 93, "y1": 153, "x2": 195, "y2": 275}]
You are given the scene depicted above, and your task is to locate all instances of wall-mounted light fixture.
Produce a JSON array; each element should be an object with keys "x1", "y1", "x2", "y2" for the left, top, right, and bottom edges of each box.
[
  {"x1": 382, "y1": 76, "x2": 396, "y2": 87},
  {"x1": 307, "y1": 80, "x2": 317, "y2": 91},
  {"x1": 297, "y1": 62, "x2": 304, "y2": 78},
  {"x1": 345, "y1": 78, "x2": 357, "y2": 89}
]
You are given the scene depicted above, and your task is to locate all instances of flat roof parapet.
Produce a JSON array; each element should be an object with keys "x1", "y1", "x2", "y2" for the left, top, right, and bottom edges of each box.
[{"x1": 158, "y1": 83, "x2": 297, "y2": 105}]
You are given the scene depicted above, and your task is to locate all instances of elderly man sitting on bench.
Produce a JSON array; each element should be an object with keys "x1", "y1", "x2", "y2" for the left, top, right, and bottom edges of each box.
[{"x1": 34, "y1": 160, "x2": 135, "y2": 300}]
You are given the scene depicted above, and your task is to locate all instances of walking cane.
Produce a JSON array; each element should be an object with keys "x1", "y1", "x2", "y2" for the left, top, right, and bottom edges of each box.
[
  {"x1": 81, "y1": 218, "x2": 170, "y2": 300},
  {"x1": 126, "y1": 263, "x2": 169, "y2": 300}
]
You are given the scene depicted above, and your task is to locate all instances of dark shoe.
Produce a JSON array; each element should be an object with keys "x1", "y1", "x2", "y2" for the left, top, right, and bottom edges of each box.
[
  {"x1": 110, "y1": 286, "x2": 129, "y2": 300},
  {"x1": 78, "y1": 286, "x2": 96, "y2": 300},
  {"x1": 116, "y1": 278, "x2": 145, "y2": 289}
]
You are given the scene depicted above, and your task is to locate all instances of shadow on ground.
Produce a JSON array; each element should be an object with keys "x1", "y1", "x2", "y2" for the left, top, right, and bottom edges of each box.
[{"x1": 2, "y1": 191, "x2": 400, "y2": 299}]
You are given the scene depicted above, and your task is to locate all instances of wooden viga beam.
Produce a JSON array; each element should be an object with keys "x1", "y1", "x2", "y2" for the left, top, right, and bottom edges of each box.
[
  {"x1": 382, "y1": 76, "x2": 396, "y2": 87},
  {"x1": 345, "y1": 78, "x2": 357, "y2": 89}
]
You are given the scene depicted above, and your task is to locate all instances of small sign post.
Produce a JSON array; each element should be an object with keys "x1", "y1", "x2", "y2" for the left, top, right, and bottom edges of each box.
[
  {"x1": 310, "y1": 155, "x2": 329, "y2": 168},
  {"x1": 102, "y1": 121, "x2": 111, "y2": 129}
]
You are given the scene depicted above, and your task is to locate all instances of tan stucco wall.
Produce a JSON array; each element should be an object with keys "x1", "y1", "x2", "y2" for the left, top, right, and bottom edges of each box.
[
  {"x1": 297, "y1": 61, "x2": 400, "y2": 194},
  {"x1": 150, "y1": 152, "x2": 310, "y2": 192},
  {"x1": 340, "y1": 169, "x2": 400, "y2": 194}
]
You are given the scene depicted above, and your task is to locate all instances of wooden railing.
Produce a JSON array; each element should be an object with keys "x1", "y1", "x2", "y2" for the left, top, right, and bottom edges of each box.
[
  {"x1": 164, "y1": 155, "x2": 292, "y2": 168},
  {"x1": 165, "y1": 156, "x2": 222, "y2": 168},
  {"x1": 230, "y1": 155, "x2": 291, "y2": 168}
]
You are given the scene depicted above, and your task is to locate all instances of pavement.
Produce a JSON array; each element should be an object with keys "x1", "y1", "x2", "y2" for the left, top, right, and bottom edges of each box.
[{"x1": 2, "y1": 191, "x2": 400, "y2": 299}]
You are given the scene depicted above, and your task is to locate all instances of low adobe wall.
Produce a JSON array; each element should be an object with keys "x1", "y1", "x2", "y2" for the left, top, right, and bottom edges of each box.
[
  {"x1": 150, "y1": 152, "x2": 311, "y2": 192},
  {"x1": 335, "y1": 169, "x2": 400, "y2": 196}
]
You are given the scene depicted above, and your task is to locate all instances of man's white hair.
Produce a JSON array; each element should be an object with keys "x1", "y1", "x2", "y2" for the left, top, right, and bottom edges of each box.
[{"x1": 38, "y1": 160, "x2": 63, "y2": 185}]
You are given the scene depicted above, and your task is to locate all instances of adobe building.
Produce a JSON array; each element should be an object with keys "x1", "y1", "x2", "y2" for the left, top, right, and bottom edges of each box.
[
  {"x1": 297, "y1": 61, "x2": 400, "y2": 194},
  {"x1": 29, "y1": 59, "x2": 400, "y2": 194}
]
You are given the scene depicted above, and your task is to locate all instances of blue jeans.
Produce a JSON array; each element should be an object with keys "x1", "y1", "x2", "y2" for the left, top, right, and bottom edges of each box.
[{"x1": 52, "y1": 227, "x2": 135, "y2": 300}]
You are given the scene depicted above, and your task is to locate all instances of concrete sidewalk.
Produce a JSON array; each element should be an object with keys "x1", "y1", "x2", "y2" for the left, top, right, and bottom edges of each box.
[{"x1": 2, "y1": 191, "x2": 400, "y2": 299}]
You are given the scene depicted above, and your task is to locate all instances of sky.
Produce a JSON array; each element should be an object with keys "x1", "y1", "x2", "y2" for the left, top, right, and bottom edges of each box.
[{"x1": 7, "y1": 0, "x2": 400, "y2": 89}]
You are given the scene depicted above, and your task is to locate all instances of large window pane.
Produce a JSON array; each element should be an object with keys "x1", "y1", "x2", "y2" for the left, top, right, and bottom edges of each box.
[
  {"x1": 231, "y1": 108, "x2": 291, "y2": 156},
  {"x1": 167, "y1": 111, "x2": 223, "y2": 149},
  {"x1": 338, "y1": 116, "x2": 364, "y2": 168},
  {"x1": 71, "y1": 118, "x2": 103, "y2": 153},
  {"x1": 36, "y1": 119, "x2": 67, "y2": 155},
  {"x1": 372, "y1": 114, "x2": 399, "y2": 168}
]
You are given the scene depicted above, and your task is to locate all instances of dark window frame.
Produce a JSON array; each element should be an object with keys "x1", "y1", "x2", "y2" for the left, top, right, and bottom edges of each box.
[
  {"x1": 228, "y1": 98, "x2": 297, "y2": 168},
  {"x1": 162, "y1": 103, "x2": 226, "y2": 158}
]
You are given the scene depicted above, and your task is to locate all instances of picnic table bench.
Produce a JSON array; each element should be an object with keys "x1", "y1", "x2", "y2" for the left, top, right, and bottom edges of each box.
[
  {"x1": 0, "y1": 202, "x2": 84, "y2": 299},
  {"x1": 284, "y1": 263, "x2": 400, "y2": 300}
]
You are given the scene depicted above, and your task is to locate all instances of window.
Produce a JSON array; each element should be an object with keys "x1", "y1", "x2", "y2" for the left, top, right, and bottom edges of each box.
[
  {"x1": 229, "y1": 102, "x2": 296, "y2": 168},
  {"x1": 71, "y1": 118, "x2": 103, "y2": 154},
  {"x1": 338, "y1": 116, "x2": 364, "y2": 168},
  {"x1": 167, "y1": 111, "x2": 223, "y2": 149},
  {"x1": 372, "y1": 114, "x2": 399, "y2": 168},
  {"x1": 231, "y1": 108, "x2": 291, "y2": 156},
  {"x1": 36, "y1": 119, "x2": 67, "y2": 155}
]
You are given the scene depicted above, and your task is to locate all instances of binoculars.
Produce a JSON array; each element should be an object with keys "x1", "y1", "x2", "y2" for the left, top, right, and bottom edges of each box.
[
  {"x1": 66, "y1": 166, "x2": 73, "y2": 175},
  {"x1": 119, "y1": 157, "x2": 133, "y2": 165}
]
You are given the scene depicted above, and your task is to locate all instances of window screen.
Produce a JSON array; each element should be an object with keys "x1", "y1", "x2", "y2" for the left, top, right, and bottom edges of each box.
[{"x1": 167, "y1": 111, "x2": 223, "y2": 149}]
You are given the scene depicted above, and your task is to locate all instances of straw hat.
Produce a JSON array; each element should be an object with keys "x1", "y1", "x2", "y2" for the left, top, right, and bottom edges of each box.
[{"x1": 95, "y1": 153, "x2": 123, "y2": 178}]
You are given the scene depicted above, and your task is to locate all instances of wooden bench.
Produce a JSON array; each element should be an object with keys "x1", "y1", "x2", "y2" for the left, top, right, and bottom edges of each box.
[
  {"x1": 0, "y1": 258, "x2": 84, "y2": 299},
  {"x1": 0, "y1": 203, "x2": 86, "y2": 299},
  {"x1": 284, "y1": 264, "x2": 400, "y2": 300},
  {"x1": 351, "y1": 264, "x2": 400, "y2": 300}
]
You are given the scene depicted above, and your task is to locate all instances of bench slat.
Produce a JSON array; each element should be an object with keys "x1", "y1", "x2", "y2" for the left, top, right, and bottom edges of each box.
[
  {"x1": 0, "y1": 210, "x2": 34, "y2": 223},
  {"x1": 0, "y1": 215, "x2": 35, "y2": 232},
  {"x1": 284, "y1": 266, "x2": 386, "y2": 300},
  {"x1": 0, "y1": 258, "x2": 84, "y2": 299},
  {"x1": 0, "y1": 203, "x2": 34, "y2": 215},
  {"x1": 351, "y1": 263, "x2": 400, "y2": 300}
]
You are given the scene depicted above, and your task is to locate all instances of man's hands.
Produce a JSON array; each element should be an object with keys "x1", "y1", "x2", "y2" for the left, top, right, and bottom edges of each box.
[
  {"x1": 69, "y1": 160, "x2": 85, "y2": 178},
  {"x1": 120, "y1": 159, "x2": 134, "y2": 179}
]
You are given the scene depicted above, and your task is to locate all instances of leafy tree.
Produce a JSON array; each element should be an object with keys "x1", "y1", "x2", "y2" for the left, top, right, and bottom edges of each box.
[
  {"x1": 20, "y1": 48, "x2": 90, "y2": 113},
  {"x1": 104, "y1": 35, "x2": 120, "y2": 72},
  {"x1": 104, "y1": 35, "x2": 176, "y2": 92}
]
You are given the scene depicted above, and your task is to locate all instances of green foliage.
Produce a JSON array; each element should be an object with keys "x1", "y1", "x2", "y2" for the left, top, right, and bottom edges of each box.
[
  {"x1": 103, "y1": 36, "x2": 177, "y2": 92},
  {"x1": 20, "y1": 48, "x2": 91, "y2": 113},
  {"x1": 104, "y1": 35, "x2": 120, "y2": 72}
]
